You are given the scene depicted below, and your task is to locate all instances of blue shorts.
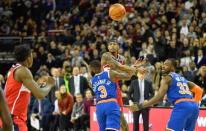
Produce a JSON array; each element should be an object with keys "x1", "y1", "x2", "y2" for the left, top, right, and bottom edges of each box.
[
  {"x1": 96, "y1": 101, "x2": 120, "y2": 131},
  {"x1": 167, "y1": 101, "x2": 199, "y2": 131}
]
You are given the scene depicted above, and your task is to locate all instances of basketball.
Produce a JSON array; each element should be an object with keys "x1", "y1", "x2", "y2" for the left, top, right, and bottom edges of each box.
[{"x1": 109, "y1": 3, "x2": 126, "y2": 21}]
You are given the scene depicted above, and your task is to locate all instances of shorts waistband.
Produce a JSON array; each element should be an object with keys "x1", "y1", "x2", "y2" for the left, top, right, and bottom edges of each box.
[
  {"x1": 97, "y1": 98, "x2": 117, "y2": 104},
  {"x1": 175, "y1": 98, "x2": 194, "y2": 104}
]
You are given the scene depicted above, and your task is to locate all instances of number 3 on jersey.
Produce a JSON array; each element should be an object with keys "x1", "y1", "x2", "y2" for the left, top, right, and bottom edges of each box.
[
  {"x1": 98, "y1": 85, "x2": 107, "y2": 98},
  {"x1": 177, "y1": 82, "x2": 191, "y2": 95}
]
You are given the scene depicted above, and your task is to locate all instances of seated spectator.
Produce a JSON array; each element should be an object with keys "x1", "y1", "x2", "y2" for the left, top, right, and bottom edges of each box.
[
  {"x1": 194, "y1": 49, "x2": 206, "y2": 68},
  {"x1": 58, "y1": 85, "x2": 74, "y2": 131},
  {"x1": 31, "y1": 96, "x2": 53, "y2": 131},
  {"x1": 50, "y1": 91, "x2": 61, "y2": 131},
  {"x1": 182, "y1": 66, "x2": 194, "y2": 81},
  {"x1": 71, "y1": 93, "x2": 85, "y2": 131},
  {"x1": 196, "y1": 67, "x2": 206, "y2": 107}
]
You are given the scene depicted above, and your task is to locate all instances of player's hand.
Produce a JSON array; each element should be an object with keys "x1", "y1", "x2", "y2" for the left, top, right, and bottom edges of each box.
[
  {"x1": 128, "y1": 103, "x2": 140, "y2": 112},
  {"x1": 133, "y1": 57, "x2": 146, "y2": 69},
  {"x1": 37, "y1": 76, "x2": 48, "y2": 85},
  {"x1": 38, "y1": 76, "x2": 55, "y2": 87},
  {"x1": 47, "y1": 76, "x2": 55, "y2": 87}
]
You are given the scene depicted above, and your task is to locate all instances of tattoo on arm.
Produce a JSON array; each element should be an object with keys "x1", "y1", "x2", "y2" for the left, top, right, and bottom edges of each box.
[{"x1": 101, "y1": 52, "x2": 120, "y2": 68}]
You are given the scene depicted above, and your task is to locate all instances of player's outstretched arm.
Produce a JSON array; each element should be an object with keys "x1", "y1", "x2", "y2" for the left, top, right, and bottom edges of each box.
[
  {"x1": 109, "y1": 70, "x2": 133, "y2": 81},
  {"x1": 188, "y1": 81, "x2": 203, "y2": 103},
  {"x1": 15, "y1": 67, "x2": 55, "y2": 99},
  {"x1": 140, "y1": 75, "x2": 171, "y2": 109},
  {"x1": 0, "y1": 88, "x2": 13, "y2": 131},
  {"x1": 101, "y1": 52, "x2": 137, "y2": 73}
]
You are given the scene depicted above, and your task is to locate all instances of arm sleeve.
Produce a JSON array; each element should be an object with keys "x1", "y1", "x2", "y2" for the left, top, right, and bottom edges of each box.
[{"x1": 190, "y1": 85, "x2": 203, "y2": 103}]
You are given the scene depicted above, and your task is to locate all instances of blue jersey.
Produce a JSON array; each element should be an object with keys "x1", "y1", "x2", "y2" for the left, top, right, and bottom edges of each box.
[
  {"x1": 91, "y1": 71, "x2": 117, "y2": 102},
  {"x1": 167, "y1": 72, "x2": 193, "y2": 104}
]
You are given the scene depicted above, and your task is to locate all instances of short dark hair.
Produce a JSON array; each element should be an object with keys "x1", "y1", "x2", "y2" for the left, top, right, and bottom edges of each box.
[
  {"x1": 168, "y1": 58, "x2": 177, "y2": 69},
  {"x1": 14, "y1": 44, "x2": 31, "y2": 62},
  {"x1": 89, "y1": 60, "x2": 101, "y2": 68},
  {"x1": 108, "y1": 37, "x2": 118, "y2": 44}
]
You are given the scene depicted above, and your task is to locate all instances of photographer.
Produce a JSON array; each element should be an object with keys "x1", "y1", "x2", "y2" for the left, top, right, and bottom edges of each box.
[{"x1": 71, "y1": 93, "x2": 85, "y2": 131}]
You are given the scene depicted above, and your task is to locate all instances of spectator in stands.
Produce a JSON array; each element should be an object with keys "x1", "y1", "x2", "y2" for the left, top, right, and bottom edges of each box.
[
  {"x1": 194, "y1": 66, "x2": 206, "y2": 94},
  {"x1": 49, "y1": 67, "x2": 64, "y2": 104},
  {"x1": 71, "y1": 93, "x2": 85, "y2": 131},
  {"x1": 189, "y1": 61, "x2": 198, "y2": 81},
  {"x1": 69, "y1": 66, "x2": 89, "y2": 97},
  {"x1": 180, "y1": 50, "x2": 194, "y2": 67},
  {"x1": 31, "y1": 96, "x2": 53, "y2": 131},
  {"x1": 46, "y1": 53, "x2": 57, "y2": 69},
  {"x1": 195, "y1": 66, "x2": 206, "y2": 107},
  {"x1": 180, "y1": 16, "x2": 189, "y2": 36},
  {"x1": 182, "y1": 66, "x2": 194, "y2": 81},
  {"x1": 194, "y1": 49, "x2": 206, "y2": 68},
  {"x1": 128, "y1": 68, "x2": 154, "y2": 131},
  {"x1": 51, "y1": 91, "x2": 61, "y2": 131},
  {"x1": 58, "y1": 85, "x2": 74, "y2": 131},
  {"x1": 71, "y1": 48, "x2": 83, "y2": 66}
]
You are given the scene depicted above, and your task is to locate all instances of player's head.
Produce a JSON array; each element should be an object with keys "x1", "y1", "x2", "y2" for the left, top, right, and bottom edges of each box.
[
  {"x1": 162, "y1": 58, "x2": 177, "y2": 75},
  {"x1": 107, "y1": 38, "x2": 119, "y2": 54},
  {"x1": 14, "y1": 44, "x2": 33, "y2": 68},
  {"x1": 89, "y1": 60, "x2": 101, "y2": 76}
]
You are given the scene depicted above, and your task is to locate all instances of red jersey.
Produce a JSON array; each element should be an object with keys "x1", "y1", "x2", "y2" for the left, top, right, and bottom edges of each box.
[
  {"x1": 4, "y1": 64, "x2": 31, "y2": 121},
  {"x1": 102, "y1": 54, "x2": 125, "y2": 110}
]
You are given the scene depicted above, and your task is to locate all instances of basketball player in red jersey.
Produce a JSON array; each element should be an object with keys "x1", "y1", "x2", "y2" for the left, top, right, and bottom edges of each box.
[
  {"x1": 101, "y1": 39, "x2": 143, "y2": 131},
  {"x1": 0, "y1": 87, "x2": 13, "y2": 131},
  {"x1": 2, "y1": 45, "x2": 55, "y2": 131}
]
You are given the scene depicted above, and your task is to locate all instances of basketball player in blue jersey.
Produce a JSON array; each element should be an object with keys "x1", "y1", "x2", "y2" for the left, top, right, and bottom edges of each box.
[
  {"x1": 132, "y1": 58, "x2": 203, "y2": 131},
  {"x1": 90, "y1": 60, "x2": 134, "y2": 131}
]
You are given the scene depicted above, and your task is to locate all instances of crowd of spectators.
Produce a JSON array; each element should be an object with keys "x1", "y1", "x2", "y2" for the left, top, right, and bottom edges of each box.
[{"x1": 0, "y1": 0, "x2": 206, "y2": 130}]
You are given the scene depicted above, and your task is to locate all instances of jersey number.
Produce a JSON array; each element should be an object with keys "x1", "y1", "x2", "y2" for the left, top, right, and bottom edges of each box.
[
  {"x1": 98, "y1": 86, "x2": 107, "y2": 98},
  {"x1": 177, "y1": 82, "x2": 191, "y2": 95}
]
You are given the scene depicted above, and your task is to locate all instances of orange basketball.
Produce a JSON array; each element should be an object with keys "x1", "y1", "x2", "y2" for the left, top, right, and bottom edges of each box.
[{"x1": 109, "y1": 3, "x2": 126, "y2": 21}]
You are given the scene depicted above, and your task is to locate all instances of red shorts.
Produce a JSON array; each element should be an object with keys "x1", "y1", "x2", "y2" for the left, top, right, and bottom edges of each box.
[
  {"x1": 0, "y1": 116, "x2": 27, "y2": 131},
  {"x1": 13, "y1": 115, "x2": 28, "y2": 131}
]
